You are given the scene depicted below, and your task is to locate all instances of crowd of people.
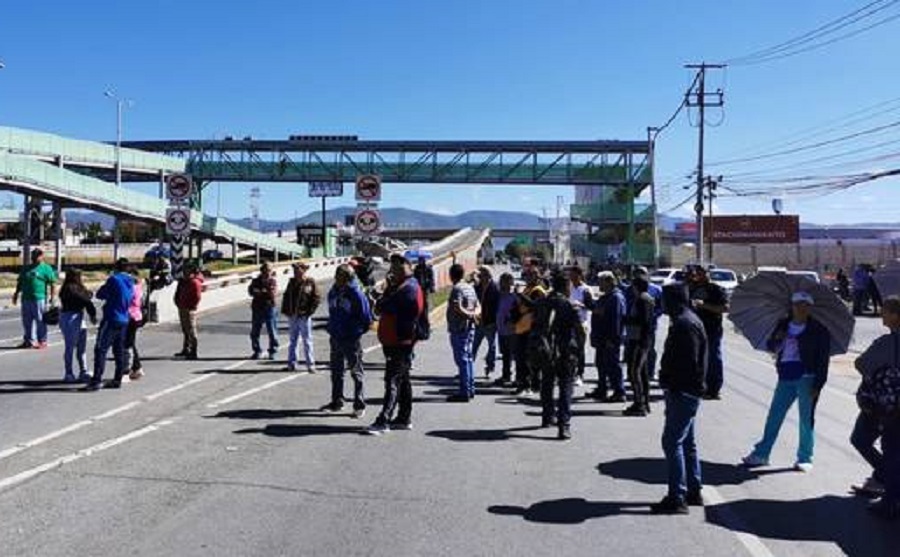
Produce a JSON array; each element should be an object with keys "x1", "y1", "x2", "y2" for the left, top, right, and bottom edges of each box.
[{"x1": 7, "y1": 249, "x2": 899, "y2": 519}]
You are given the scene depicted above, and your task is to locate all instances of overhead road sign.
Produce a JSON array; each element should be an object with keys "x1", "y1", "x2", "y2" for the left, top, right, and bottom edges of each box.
[
  {"x1": 166, "y1": 208, "x2": 191, "y2": 236},
  {"x1": 355, "y1": 208, "x2": 381, "y2": 235},
  {"x1": 355, "y1": 174, "x2": 381, "y2": 202},
  {"x1": 703, "y1": 215, "x2": 799, "y2": 244},
  {"x1": 166, "y1": 173, "x2": 194, "y2": 203},
  {"x1": 308, "y1": 182, "x2": 344, "y2": 197}
]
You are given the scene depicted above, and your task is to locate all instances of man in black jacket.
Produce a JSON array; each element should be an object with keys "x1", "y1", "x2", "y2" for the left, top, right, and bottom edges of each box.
[
  {"x1": 652, "y1": 284, "x2": 708, "y2": 515},
  {"x1": 473, "y1": 266, "x2": 500, "y2": 378}
]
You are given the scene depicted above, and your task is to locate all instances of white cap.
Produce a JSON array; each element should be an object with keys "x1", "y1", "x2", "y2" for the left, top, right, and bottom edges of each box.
[{"x1": 791, "y1": 291, "x2": 815, "y2": 305}]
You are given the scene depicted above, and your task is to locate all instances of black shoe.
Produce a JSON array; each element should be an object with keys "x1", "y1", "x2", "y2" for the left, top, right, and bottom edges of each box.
[
  {"x1": 558, "y1": 425, "x2": 572, "y2": 440},
  {"x1": 868, "y1": 498, "x2": 900, "y2": 519},
  {"x1": 81, "y1": 382, "x2": 102, "y2": 392},
  {"x1": 446, "y1": 394, "x2": 471, "y2": 403},
  {"x1": 173, "y1": 351, "x2": 188, "y2": 358},
  {"x1": 185, "y1": 352, "x2": 198, "y2": 361},
  {"x1": 587, "y1": 389, "x2": 607, "y2": 401},
  {"x1": 540, "y1": 416, "x2": 557, "y2": 428},
  {"x1": 702, "y1": 392, "x2": 721, "y2": 401},
  {"x1": 389, "y1": 419, "x2": 413, "y2": 430},
  {"x1": 513, "y1": 386, "x2": 527, "y2": 395},
  {"x1": 622, "y1": 404, "x2": 648, "y2": 417},
  {"x1": 650, "y1": 496, "x2": 689, "y2": 515},
  {"x1": 321, "y1": 401, "x2": 345, "y2": 412},
  {"x1": 686, "y1": 491, "x2": 704, "y2": 507},
  {"x1": 492, "y1": 377, "x2": 507, "y2": 387},
  {"x1": 607, "y1": 393, "x2": 626, "y2": 403},
  {"x1": 105, "y1": 380, "x2": 122, "y2": 389}
]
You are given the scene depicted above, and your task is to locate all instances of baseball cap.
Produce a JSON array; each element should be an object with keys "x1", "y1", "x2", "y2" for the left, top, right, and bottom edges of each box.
[
  {"x1": 791, "y1": 291, "x2": 815, "y2": 305},
  {"x1": 292, "y1": 261, "x2": 310, "y2": 270},
  {"x1": 390, "y1": 253, "x2": 411, "y2": 265}
]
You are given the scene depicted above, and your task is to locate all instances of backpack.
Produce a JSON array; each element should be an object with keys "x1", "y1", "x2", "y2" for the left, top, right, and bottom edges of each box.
[
  {"x1": 857, "y1": 334, "x2": 900, "y2": 418},
  {"x1": 528, "y1": 297, "x2": 577, "y2": 370}
]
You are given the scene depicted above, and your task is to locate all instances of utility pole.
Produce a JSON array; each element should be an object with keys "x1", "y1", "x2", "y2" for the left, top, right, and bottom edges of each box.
[
  {"x1": 705, "y1": 175, "x2": 721, "y2": 263},
  {"x1": 684, "y1": 62, "x2": 725, "y2": 265},
  {"x1": 647, "y1": 126, "x2": 660, "y2": 267}
]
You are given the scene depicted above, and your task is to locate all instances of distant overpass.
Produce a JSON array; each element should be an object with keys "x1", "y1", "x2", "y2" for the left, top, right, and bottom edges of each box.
[{"x1": 382, "y1": 227, "x2": 549, "y2": 243}]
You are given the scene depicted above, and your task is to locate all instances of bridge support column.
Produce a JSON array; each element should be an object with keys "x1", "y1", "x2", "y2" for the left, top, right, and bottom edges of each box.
[
  {"x1": 255, "y1": 243, "x2": 260, "y2": 265},
  {"x1": 274, "y1": 249, "x2": 279, "y2": 264},
  {"x1": 232, "y1": 237, "x2": 238, "y2": 265},
  {"x1": 22, "y1": 195, "x2": 32, "y2": 267},
  {"x1": 54, "y1": 203, "x2": 63, "y2": 274}
]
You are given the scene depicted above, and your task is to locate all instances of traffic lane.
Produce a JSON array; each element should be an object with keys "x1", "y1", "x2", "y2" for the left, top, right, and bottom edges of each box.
[{"x1": 0, "y1": 332, "x2": 749, "y2": 557}]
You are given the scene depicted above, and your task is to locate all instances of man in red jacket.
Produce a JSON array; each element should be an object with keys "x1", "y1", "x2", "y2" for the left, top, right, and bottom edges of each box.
[
  {"x1": 174, "y1": 262, "x2": 203, "y2": 360},
  {"x1": 367, "y1": 253, "x2": 425, "y2": 435}
]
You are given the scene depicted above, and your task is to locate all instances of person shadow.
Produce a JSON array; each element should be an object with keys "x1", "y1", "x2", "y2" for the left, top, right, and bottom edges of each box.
[
  {"x1": 427, "y1": 425, "x2": 556, "y2": 442},
  {"x1": 234, "y1": 424, "x2": 367, "y2": 437},
  {"x1": 705, "y1": 495, "x2": 900, "y2": 556},
  {"x1": 596, "y1": 457, "x2": 792, "y2": 486},
  {"x1": 488, "y1": 498, "x2": 651, "y2": 524}
]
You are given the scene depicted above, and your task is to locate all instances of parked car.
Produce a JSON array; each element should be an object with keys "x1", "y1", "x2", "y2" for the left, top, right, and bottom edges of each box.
[
  {"x1": 649, "y1": 268, "x2": 685, "y2": 286},
  {"x1": 787, "y1": 270, "x2": 821, "y2": 283},
  {"x1": 201, "y1": 249, "x2": 224, "y2": 262},
  {"x1": 709, "y1": 268, "x2": 739, "y2": 295}
]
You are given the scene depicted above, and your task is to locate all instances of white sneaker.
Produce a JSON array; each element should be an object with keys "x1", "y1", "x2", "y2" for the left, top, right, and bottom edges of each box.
[
  {"x1": 129, "y1": 368, "x2": 145, "y2": 381},
  {"x1": 574, "y1": 376, "x2": 584, "y2": 387},
  {"x1": 794, "y1": 461, "x2": 813, "y2": 473},
  {"x1": 741, "y1": 453, "x2": 769, "y2": 468}
]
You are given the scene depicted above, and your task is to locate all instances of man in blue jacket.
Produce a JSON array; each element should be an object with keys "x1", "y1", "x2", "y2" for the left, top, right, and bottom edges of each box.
[
  {"x1": 84, "y1": 259, "x2": 134, "y2": 391},
  {"x1": 589, "y1": 271, "x2": 626, "y2": 402},
  {"x1": 324, "y1": 264, "x2": 373, "y2": 419}
]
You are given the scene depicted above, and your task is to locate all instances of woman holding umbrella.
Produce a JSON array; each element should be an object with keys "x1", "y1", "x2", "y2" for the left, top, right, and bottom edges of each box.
[{"x1": 741, "y1": 291, "x2": 831, "y2": 472}]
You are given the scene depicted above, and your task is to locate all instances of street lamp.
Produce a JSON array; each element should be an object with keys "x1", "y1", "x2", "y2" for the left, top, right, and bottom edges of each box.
[{"x1": 104, "y1": 90, "x2": 133, "y2": 261}]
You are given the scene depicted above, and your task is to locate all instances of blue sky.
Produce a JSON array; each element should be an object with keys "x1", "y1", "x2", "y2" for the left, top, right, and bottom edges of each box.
[{"x1": 1, "y1": 0, "x2": 899, "y2": 225}]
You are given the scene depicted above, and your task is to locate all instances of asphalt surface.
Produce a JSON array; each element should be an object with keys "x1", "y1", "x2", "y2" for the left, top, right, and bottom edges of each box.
[{"x1": 0, "y1": 296, "x2": 898, "y2": 556}]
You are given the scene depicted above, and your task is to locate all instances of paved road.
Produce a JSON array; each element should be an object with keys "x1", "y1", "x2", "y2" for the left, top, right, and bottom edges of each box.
[{"x1": 0, "y1": 298, "x2": 898, "y2": 556}]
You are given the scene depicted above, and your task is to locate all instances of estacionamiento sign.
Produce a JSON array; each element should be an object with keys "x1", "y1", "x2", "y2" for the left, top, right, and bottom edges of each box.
[{"x1": 703, "y1": 215, "x2": 800, "y2": 244}]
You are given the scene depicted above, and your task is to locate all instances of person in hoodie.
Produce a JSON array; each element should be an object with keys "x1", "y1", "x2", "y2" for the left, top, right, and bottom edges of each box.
[
  {"x1": 589, "y1": 271, "x2": 626, "y2": 402},
  {"x1": 472, "y1": 266, "x2": 500, "y2": 378},
  {"x1": 174, "y1": 261, "x2": 203, "y2": 360},
  {"x1": 741, "y1": 291, "x2": 830, "y2": 473},
  {"x1": 58, "y1": 268, "x2": 97, "y2": 383},
  {"x1": 852, "y1": 295, "x2": 900, "y2": 519},
  {"x1": 622, "y1": 274, "x2": 656, "y2": 417},
  {"x1": 124, "y1": 264, "x2": 147, "y2": 381},
  {"x1": 324, "y1": 264, "x2": 373, "y2": 419},
  {"x1": 367, "y1": 253, "x2": 425, "y2": 435},
  {"x1": 84, "y1": 258, "x2": 134, "y2": 391},
  {"x1": 651, "y1": 283, "x2": 708, "y2": 515}
]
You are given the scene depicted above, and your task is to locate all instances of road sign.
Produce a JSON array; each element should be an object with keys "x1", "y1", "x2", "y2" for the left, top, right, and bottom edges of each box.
[
  {"x1": 166, "y1": 208, "x2": 191, "y2": 236},
  {"x1": 355, "y1": 174, "x2": 381, "y2": 202},
  {"x1": 166, "y1": 174, "x2": 194, "y2": 204},
  {"x1": 308, "y1": 182, "x2": 344, "y2": 197},
  {"x1": 355, "y1": 208, "x2": 381, "y2": 235}
]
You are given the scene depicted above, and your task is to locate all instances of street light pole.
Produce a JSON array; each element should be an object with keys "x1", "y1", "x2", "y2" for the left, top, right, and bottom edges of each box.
[{"x1": 105, "y1": 91, "x2": 131, "y2": 262}]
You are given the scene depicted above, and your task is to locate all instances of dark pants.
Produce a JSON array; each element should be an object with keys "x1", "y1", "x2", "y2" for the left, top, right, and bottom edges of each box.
[
  {"x1": 595, "y1": 342, "x2": 624, "y2": 397},
  {"x1": 662, "y1": 390, "x2": 702, "y2": 500},
  {"x1": 853, "y1": 289, "x2": 869, "y2": 316},
  {"x1": 376, "y1": 345, "x2": 414, "y2": 425},
  {"x1": 541, "y1": 359, "x2": 574, "y2": 426},
  {"x1": 882, "y1": 416, "x2": 900, "y2": 503},
  {"x1": 705, "y1": 331, "x2": 724, "y2": 396},
  {"x1": 647, "y1": 329, "x2": 658, "y2": 380},
  {"x1": 625, "y1": 341, "x2": 650, "y2": 408},
  {"x1": 851, "y1": 411, "x2": 884, "y2": 482},
  {"x1": 250, "y1": 307, "x2": 279, "y2": 356},
  {"x1": 472, "y1": 323, "x2": 497, "y2": 373},
  {"x1": 92, "y1": 319, "x2": 128, "y2": 385},
  {"x1": 125, "y1": 319, "x2": 142, "y2": 372},
  {"x1": 514, "y1": 332, "x2": 535, "y2": 390},
  {"x1": 330, "y1": 336, "x2": 365, "y2": 410},
  {"x1": 575, "y1": 325, "x2": 587, "y2": 378},
  {"x1": 498, "y1": 334, "x2": 514, "y2": 381}
]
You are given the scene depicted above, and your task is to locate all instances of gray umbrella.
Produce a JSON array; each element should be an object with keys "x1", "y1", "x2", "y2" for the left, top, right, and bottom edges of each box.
[
  {"x1": 874, "y1": 260, "x2": 900, "y2": 299},
  {"x1": 728, "y1": 272, "x2": 854, "y2": 356}
]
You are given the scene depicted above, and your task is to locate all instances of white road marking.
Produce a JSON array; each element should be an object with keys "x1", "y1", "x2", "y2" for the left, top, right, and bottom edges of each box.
[
  {"x1": 705, "y1": 487, "x2": 776, "y2": 557},
  {"x1": 206, "y1": 375, "x2": 301, "y2": 408},
  {"x1": 0, "y1": 419, "x2": 175, "y2": 492},
  {"x1": 0, "y1": 359, "x2": 247, "y2": 462}
]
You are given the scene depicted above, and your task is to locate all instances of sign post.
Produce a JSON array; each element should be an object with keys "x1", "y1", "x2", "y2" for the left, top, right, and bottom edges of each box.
[
  {"x1": 354, "y1": 207, "x2": 382, "y2": 236},
  {"x1": 308, "y1": 182, "x2": 343, "y2": 257},
  {"x1": 166, "y1": 174, "x2": 195, "y2": 279}
]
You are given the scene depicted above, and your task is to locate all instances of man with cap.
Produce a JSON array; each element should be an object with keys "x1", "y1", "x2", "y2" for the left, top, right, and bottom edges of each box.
[
  {"x1": 12, "y1": 248, "x2": 57, "y2": 349},
  {"x1": 686, "y1": 265, "x2": 729, "y2": 399},
  {"x1": 632, "y1": 266, "x2": 663, "y2": 381},
  {"x1": 247, "y1": 262, "x2": 280, "y2": 360},
  {"x1": 367, "y1": 253, "x2": 425, "y2": 434},
  {"x1": 325, "y1": 264, "x2": 373, "y2": 418},
  {"x1": 174, "y1": 261, "x2": 204, "y2": 360},
  {"x1": 741, "y1": 291, "x2": 831, "y2": 472},
  {"x1": 281, "y1": 261, "x2": 321, "y2": 372}
]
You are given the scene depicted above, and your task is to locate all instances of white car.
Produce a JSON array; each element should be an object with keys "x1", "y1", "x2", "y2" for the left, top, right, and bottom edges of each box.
[
  {"x1": 649, "y1": 268, "x2": 685, "y2": 286},
  {"x1": 709, "y1": 268, "x2": 739, "y2": 295},
  {"x1": 787, "y1": 270, "x2": 820, "y2": 284}
]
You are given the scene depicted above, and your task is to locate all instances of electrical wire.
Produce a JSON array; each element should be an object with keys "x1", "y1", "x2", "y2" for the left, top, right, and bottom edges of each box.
[{"x1": 652, "y1": 72, "x2": 701, "y2": 138}]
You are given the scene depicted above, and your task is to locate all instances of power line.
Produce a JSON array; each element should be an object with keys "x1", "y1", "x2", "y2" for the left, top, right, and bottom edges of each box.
[{"x1": 726, "y1": 0, "x2": 900, "y2": 66}]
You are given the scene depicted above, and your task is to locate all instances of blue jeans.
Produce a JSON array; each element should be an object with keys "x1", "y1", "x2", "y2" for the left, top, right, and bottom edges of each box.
[
  {"x1": 21, "y1": 299, "x2": 48, "y2": 345},
  {"x1": 662, "y1": 390, "x2": 702, "y2": 500},
  {"x1": 92, "y1": 319, "x2": 128, "y2": 384},
  {"x1": 287, "y1": 316, "x2": 314, "y2": 368},
  {"x1": 706, "y1": 331, "x2": 724, "y2": 395},
  {"x1": 595, "y1": 342, "x2": 625, "y2": 397},
  {"x1": 473, "y1": 323, "x2": 497, "y2": 373},
  {"x1": 450, "y1": 328, "x2": 475, "y2": 398},
  {"x1": 330, "y1": 336, "x2": 365, "y2": 409},
  {"x1": 752, "y1": 375, "x2": 816, "y2": 463},
  {"x1": 59, "y1": 311, "x2": 88, "y2": 378},
  {"x1": 250, "y1": 307, "x2": 279, "y2": 356},
  {"x1": 851, "y1": 411, "x2": 884, "y2": 483}
]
